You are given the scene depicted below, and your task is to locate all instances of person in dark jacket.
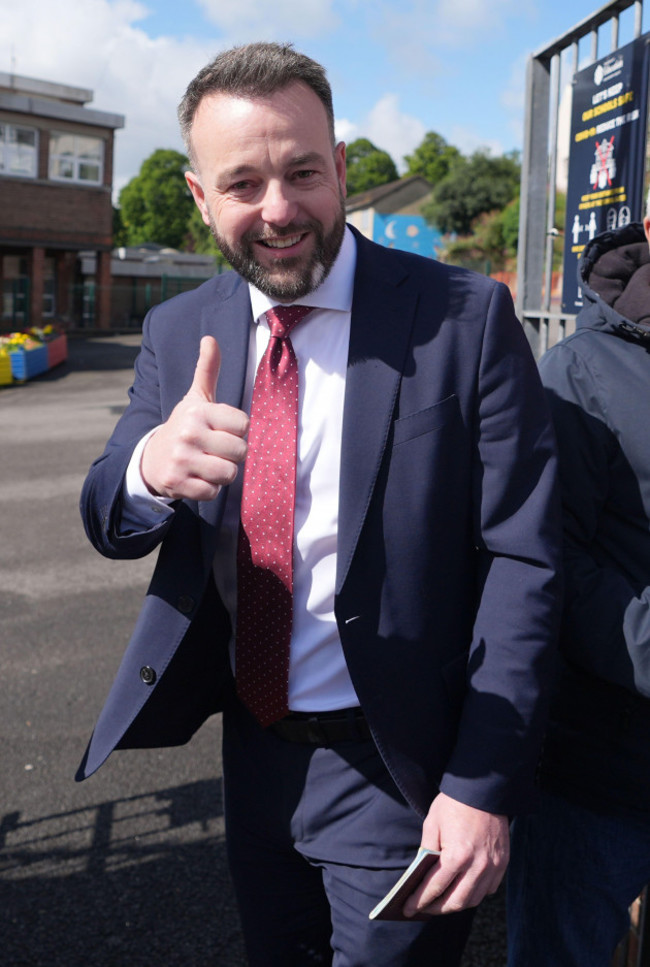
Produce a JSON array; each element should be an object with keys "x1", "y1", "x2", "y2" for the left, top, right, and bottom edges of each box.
[{"x1": 507, "y1": 218, "x2": 650, "y2": 966}]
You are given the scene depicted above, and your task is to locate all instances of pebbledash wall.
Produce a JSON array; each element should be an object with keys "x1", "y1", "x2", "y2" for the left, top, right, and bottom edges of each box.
[{"x1": 0, "y1": 72, "x2": 124, "y2": 331}]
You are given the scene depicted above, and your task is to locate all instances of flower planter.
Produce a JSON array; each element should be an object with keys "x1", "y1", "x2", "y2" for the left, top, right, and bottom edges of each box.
[
  {"x1": 46, "y1": 333, "x2": 68, "y2": 369},
  {"x1": 0, "y1": 353, "x2": 12, "y2": 385},
  {"x1": 9, "y1": 344, "x2": 49, "y2": 381}
]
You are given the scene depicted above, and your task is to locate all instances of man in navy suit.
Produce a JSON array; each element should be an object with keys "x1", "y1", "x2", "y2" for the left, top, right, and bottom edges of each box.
[{"x1": 78, "y1": 42, "x2": 561, "y2": 966}]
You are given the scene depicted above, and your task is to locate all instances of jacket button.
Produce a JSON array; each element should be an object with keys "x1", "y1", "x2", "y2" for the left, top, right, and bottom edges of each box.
[
  {"x1": 177, "y1": 595, "x2": 195, "y2": 614},
  {"x1": 140, "y1": 665, "x2": 157, "y2": 685}
]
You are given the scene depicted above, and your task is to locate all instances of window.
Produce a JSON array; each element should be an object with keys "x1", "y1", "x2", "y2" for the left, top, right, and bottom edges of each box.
[
  {"x1": 2, "y1": 255, "x2": 29, "y2": 323},
  {"x1": 0, "y1": 124, "x2": 38, "y2": 178},
  {"x1": 49, "y1": 132, "x2": 103, "y2": 185}
]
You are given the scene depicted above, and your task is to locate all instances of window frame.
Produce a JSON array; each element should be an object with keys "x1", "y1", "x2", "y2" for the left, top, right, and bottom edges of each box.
[
  {"x1": 49, "y1": 131, "x2": 104, "y2": 186},
  {"x1": 0, "y1": 123, "x2": 39, "y2": 179}
]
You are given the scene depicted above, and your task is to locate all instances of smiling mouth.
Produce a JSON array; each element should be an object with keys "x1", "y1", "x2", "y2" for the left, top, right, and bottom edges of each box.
[{"x1": 258, "y1": 233, "x2": 305, "y2": 250}]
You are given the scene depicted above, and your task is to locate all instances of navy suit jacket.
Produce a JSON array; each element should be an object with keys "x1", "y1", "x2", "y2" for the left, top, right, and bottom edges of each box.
[{"x1": 78, "y1": 229, "x2": 562, "y2": 818}]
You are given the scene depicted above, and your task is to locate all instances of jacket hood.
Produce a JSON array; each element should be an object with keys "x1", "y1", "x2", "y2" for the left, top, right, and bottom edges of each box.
[{"x1": 577, "y1": 222, "x2": 650, "y2": 345}]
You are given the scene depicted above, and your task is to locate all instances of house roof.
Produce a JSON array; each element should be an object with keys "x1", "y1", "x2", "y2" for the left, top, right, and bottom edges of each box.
[
  {"x1": 345, "y1": 175, "x2": 432, "y2": 213},
  {"x1": 0, "y1": 71, "x2": 125, "y2": 130}
]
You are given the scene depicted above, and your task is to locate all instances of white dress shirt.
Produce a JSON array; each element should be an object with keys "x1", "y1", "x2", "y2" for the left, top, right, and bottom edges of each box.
[{"x1": 121, "y1": 227, "x2": 360, "y2": 712}]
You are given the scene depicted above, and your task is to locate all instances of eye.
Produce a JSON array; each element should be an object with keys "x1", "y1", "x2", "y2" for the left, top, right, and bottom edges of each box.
[{"x1": 292, "y1": 169, "x2": 316, "y2": 181}]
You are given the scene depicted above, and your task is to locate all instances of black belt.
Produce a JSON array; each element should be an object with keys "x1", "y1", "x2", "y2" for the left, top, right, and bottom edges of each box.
[{"x1": 268, "y1": 708, "x2": 371, "y2": 745}]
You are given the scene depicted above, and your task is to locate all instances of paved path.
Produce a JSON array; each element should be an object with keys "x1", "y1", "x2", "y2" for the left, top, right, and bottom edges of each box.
[{"x1": 0, "y1": 334, "x2": 506, "y2": 966}]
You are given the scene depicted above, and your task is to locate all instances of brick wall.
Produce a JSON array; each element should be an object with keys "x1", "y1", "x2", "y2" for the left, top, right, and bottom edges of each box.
[{"x1": 0, "y1": 180, "x2": 112, "y2": 248}]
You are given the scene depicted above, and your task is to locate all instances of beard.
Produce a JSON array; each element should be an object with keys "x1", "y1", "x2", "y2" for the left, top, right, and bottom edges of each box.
[{"x1": 208, "y1": 196, "x2": 346, "y2": 302}]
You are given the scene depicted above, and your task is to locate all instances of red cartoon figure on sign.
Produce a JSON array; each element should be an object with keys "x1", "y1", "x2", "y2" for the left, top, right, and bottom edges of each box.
[{"x1": 590, "y1": 137, "x2": 616, "y2": 190}]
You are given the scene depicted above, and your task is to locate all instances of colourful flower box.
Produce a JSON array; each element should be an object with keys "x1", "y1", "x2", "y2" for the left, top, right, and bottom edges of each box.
[
  {"x1": 0, "y1": 353, "x2": 12, "y2": 385},
  {"x1": 46, "y1": 333, "x2": 68, "y2": 369},
  {"x1": 9, "y1": 344, "x2": 49, "y2": 381}
]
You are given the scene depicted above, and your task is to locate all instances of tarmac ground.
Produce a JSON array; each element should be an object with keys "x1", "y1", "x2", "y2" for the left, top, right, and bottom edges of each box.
[{"x1": 0, "y1": 333, "x2": 506, "y2": 966}]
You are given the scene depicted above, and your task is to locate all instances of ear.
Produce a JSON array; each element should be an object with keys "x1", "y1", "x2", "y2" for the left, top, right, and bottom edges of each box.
[
  {"x1": 185, "y1": 170, "x2": 211, "y2": 227},
  {"x1": 335, "y1": 141, "x2": 347, "y2": 198},
  {"x1": 644, "y1": 215, "x2": 650, "y2": 248}
]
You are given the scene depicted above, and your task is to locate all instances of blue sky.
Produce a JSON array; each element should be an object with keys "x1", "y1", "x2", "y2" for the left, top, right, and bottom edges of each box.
[{"x1": 1, "y1": 0, "x2": 647, "y2": 196}]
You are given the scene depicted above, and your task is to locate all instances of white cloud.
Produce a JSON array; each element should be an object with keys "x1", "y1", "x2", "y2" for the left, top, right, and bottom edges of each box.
[
  {"x1": 334, "y1": 117, "x2": 359, "y2": 145},
  {"x1": 449, "y1": 125, "x2": 505, "y2": 157},
  {"x1": 196, "y1": 0, "x2": 338, "y2": 40},
  {"x1": 356, "y1": 94, "x2": 427, "y2": 172}
]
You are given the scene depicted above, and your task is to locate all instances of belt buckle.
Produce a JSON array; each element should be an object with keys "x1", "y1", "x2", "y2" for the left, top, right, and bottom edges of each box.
[{"x1": 306, "y1": 715, "x2": 330, "y2": 746}]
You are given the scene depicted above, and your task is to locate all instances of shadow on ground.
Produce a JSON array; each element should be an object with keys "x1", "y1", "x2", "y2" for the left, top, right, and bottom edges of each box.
[{"x1": 1, "y1": 778, "x2": 246, "y2": 967}]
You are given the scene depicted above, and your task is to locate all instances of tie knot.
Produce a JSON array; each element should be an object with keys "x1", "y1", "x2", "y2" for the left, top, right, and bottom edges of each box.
[{"x1": 266, "y1": 304, "x2": 312, "y2": 340}]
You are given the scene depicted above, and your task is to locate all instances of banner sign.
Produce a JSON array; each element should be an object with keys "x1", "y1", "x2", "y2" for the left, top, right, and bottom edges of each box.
[{"x1": 562, "y1": 35, "x2": 650, "y2": 312}]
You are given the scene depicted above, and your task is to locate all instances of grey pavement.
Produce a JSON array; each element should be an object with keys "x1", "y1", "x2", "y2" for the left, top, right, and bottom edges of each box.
[{"x1": 0, "y1": 334, "x2": 506, "y2": 966}]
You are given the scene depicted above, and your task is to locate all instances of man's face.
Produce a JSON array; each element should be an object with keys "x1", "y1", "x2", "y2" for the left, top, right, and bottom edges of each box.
[{"x1": 185, "y1": 82, "x2": 347, "y2": 302}]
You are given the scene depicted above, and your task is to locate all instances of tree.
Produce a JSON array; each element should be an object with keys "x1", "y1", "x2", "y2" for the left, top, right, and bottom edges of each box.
[
  {"x1": 403, "y1": 131, "x2": 461, "y2": 186},
  {"x1": 500, "y1": 196, "x2": 520, "y2": 255},
  {"x1": 184, "y1": 204, "x2": 231, "y2": 270},
  {"x1": 118, "y1": 149, "x2": 194, "y2": 249},
  {"x1": 112, "y1": 205, "x2": 127, "y2": 247},
  {"x1": 423, "y1": 150, "x2": 521, "y2": 235},
  {"x1": 445, "y1": 191, "x2": 566, "y2": 272},
  {"x1": 440, "y1": 205, "x2": 516, "y2": 274},
  {"x1": 345, "y1": 138, "x2": 398, "y2": 196}
]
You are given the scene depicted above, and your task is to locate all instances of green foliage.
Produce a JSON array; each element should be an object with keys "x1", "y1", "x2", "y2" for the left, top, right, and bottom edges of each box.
[
  {"x1": 438, "y1": 196, "x2": 521, "y2": 274},
  {"x1": 553, "y1": 192, "x2": 567, "y2": 269},
  {"x1": 403, "y1": 131, "x2": 461, "y2": 186},
  {"x1": 112, "y1": 205, "x2": 128, "y2": 247},
  {"x1": 184, "y1": 205, "x2": 231, "y2": 269},
  {"x1": 118, "y1": 149, "x2": 195, "y2": 249},
  {"x1": 500, "y1": 196, "x2": 520, "y2": 255},
  {"x1": 345, "y1": 138, "x2": 398, "y2": 196},
  {"x1": 422, "y1": 150, "x2": 521, "y2": 236},
  {"x1": 440, "y1": 211, "x2": 507, "y2": 273}
]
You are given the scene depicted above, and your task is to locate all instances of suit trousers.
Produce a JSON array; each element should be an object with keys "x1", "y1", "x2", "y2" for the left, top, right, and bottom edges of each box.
[{"x1": 222, "y1": 697, "x2": 474, "y2": 967}]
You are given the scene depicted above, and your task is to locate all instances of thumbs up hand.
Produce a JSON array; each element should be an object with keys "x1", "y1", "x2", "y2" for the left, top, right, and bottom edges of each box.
[
  {"x1": 140, "y1": 336, "x2": 249, "y2": 501},
  {"x1": 187, "y1": 332, "x2": 221, "y2": 403}
]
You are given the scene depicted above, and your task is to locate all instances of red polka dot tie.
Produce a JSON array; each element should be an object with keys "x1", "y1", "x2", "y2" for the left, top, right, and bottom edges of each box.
[{"x1": 236, "y1": 305, "x2": 313, "y2": 726}]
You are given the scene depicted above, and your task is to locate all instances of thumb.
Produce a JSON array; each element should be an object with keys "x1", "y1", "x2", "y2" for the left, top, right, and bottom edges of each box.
[{"x1": 189, "y1": 335, "x2": 221, "y2": 402}]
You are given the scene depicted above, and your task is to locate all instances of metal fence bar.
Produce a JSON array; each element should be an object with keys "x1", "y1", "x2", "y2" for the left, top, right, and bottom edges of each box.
[
  {"x1": 516, "y1": 56, "x2": 551, "y2": 356},
  {"x1": 541, "y1": 52, "x2": 562, "y2": 359}
]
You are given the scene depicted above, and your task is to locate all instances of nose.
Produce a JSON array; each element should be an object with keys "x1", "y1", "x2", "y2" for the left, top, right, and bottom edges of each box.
[{"x1": 260, "y1": 180, "x2": 297, "y2": 227}]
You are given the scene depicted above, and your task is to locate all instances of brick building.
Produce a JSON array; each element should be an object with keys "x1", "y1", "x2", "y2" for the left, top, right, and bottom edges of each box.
[{"x1": 0, "y1": 72, "x2": 124, "y2": 330}]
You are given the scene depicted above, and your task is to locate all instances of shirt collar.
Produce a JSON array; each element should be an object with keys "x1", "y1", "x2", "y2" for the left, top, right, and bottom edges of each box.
[{"x1": 248, "y1": 225, "x2": 356, "y2": 324}]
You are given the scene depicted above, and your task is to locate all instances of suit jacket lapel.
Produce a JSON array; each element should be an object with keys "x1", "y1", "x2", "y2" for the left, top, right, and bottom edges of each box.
[
  {"x1": 337, "y1": 233, "x2": 418, "y2": 592},
  {"x1": 203, "y1": 273, "x2": 251, "y2": 408},
  {"x1": 197, "y1": 274, "x2": 251, "y2": 540}
]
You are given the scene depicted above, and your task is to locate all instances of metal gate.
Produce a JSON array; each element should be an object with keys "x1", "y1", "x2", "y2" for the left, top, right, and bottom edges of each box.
[{"x1": 517, "y1": 0, "x2": 647, "y2": 357}]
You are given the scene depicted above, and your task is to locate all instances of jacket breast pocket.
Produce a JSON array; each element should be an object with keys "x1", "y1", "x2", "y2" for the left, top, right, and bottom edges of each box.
[{"x1": 392, "y1": 395, "x2": 460, "y2": 446}]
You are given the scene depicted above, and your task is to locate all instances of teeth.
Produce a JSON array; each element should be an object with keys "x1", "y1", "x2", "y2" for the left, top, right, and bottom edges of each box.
[{"x1": 263, "y1": 235, "x2": 301, "y2": 249}]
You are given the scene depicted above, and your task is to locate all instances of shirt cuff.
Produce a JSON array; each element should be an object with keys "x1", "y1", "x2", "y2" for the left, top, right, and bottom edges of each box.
[{"x1": 120, "y1": 428, "x2": 175, "y2": 532}]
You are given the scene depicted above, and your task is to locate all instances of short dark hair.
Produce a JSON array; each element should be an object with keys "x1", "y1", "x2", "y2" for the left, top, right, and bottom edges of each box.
[{"x1": 178, "y1": 42, "x2": 335, "y2": 168}]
